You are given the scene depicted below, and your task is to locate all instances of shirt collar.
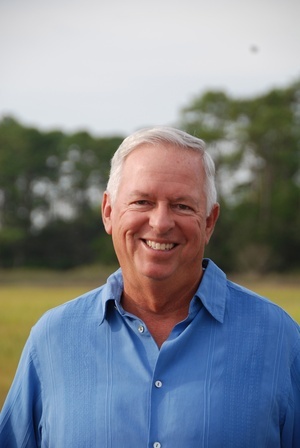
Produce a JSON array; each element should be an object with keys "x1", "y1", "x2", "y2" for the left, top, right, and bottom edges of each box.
[
  {"x1": 99, "y1": 259, "x2": 227, "y2": 324},
  {"x1": 99, "y1": 268, "x2": 123, "y2": 324},
  {"x1": 195, "y1": 259, "x2": 227, "y2": 323}
]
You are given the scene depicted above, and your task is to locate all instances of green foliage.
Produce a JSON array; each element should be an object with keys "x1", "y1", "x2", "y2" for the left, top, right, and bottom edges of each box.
[
  {"x1": 180, "y1": 79, "x2": 300, "y2": 272},
  {"x1": 0, "y1": 117, "x2": 123, "y2": 268},
  {"x1": 0, "y1": 228, "x2": 26, "y2": 268},
  {"x1": 0, "y1": 78, "x2": 299, "y2": 272}
]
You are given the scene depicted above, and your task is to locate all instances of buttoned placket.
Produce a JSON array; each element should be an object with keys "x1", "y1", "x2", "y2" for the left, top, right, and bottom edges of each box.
[{"x1": 115, "y1": 305, "x2": 187, "y2": 448}]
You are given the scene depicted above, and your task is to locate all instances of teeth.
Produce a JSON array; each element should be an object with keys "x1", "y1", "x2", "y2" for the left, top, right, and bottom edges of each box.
[{"x1": 146, "y1": 240, "x2": 175, "y2": 251}]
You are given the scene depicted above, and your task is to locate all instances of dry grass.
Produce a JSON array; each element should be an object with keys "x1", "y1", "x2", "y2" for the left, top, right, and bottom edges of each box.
[{"x1": 0, "y1": 285, "x2": 89, "y2": 407}]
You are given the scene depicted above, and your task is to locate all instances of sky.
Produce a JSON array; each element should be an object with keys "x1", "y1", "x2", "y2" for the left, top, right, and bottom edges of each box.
[{"x1": 1, "y1": 0, "x2": 300, "y2": 136}]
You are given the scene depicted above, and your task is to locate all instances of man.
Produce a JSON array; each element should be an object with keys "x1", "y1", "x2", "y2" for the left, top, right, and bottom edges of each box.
[{"x1": 0, "y1": 127, "x2": 299, "y2": 447}]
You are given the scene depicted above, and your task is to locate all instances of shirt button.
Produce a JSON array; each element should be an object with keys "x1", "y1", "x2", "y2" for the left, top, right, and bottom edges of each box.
[
  {"x1": 138, "y1": 325, "x2": 145, "y2": 333},
  {"x1": 153, "y1": 443, "x2": 161, "y2": 448},
  {"x1": 155, "y1": 380, "x2": 163, "y2": 388}
]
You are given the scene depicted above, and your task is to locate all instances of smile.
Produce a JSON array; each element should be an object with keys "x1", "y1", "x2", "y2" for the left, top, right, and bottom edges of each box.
[{"x1": 145, "y1": 240, "x2": 176, "y2": 251}]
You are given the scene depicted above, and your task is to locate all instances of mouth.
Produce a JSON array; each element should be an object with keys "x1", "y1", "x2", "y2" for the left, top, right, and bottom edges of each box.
[{"x1": 144, "y1": 240, "x2": 176, "y2": 251}]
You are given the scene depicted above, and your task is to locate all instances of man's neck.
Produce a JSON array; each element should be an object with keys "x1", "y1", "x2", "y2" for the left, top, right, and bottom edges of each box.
[{"x1": 121, "y1": 275, "x2": 202, "y2": 347}]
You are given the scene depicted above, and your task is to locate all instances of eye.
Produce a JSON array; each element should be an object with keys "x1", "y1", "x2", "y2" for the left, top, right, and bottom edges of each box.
[
  {"x1": 134, "y1": 200, "x2": 151, "y2": 206},
  {"x1": 129, "y1": 199, "x2": 153, "y2": 209},
  {"x1": 175, "y1": 204, "x2": 192, "y2": 211}
]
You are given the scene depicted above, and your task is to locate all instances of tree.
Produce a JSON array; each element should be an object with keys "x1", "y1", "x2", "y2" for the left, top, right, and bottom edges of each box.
[
  {"x1": 179, "y1": 80, "x2": 300, "y2": 272},
  {"x1": 0, "y1": 116, "x2": 122, "y2": 268},
  {"x1": 0, "y1": 117, "x2": 64, "y2": 266},
  {"x1": 231, "y1": 81, "x2": 300, "y2": 270}
]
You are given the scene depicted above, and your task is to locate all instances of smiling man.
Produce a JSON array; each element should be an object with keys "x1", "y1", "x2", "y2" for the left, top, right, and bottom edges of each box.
[
  {"x1": 102, "y1": 139, "x2": 219, "y2": 347},
  {"x1": 1, "y1": 127, "x2": 299, "y2": 447}
]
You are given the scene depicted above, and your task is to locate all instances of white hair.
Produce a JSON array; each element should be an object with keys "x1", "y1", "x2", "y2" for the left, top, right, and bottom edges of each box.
[{"x1": 106, "y1": 126, "x2": 217, "y2": 215}]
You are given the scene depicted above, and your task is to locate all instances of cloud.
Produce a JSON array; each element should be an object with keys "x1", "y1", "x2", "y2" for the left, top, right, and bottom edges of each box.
[{"x1": 1, "y1": 0, "x2": 300, "y2": 134}]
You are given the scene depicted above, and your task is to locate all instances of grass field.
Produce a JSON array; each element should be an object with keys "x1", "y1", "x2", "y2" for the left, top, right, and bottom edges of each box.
[{"x1": 0, "y1": 266, "x2": 299, "y2": 408}]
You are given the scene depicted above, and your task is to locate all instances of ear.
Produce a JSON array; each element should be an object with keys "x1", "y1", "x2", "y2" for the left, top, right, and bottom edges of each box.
[
  {"x1": 205, "y1": 203, "x2": 220, "y2": 245},
  {"x1": 102, "y1": 191, "x2": 113, "y2": 235}
]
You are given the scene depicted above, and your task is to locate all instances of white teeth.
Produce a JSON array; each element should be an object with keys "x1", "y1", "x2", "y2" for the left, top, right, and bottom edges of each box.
[{"x1": 146, "y1": 240, "x2": 175, "y2": 251}]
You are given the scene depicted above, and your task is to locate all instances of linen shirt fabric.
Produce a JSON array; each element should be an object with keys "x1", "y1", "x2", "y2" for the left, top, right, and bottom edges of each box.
[{"x1": 0, "y1": 259, "x2": 299, "y2": 447}]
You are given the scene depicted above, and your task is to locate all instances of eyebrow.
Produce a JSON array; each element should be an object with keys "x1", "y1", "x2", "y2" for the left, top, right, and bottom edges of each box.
[{"x1": 128, "y1": 191, "x2": 151, "y2": 199}]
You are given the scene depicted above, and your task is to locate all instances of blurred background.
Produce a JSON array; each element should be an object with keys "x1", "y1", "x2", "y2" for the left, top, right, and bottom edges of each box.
[
  {"x1": 1, "y1": 0, "x2": 300, "y2": 406},
  {"x1": 0, "y1": 0, "x2": 299, "y2": 273}
]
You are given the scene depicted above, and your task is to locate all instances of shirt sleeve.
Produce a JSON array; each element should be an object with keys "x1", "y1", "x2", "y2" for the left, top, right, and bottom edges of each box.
[
  {"x1": 281, "y1": 342, "x2": 300, "y2": 447},
  {"x1": 0, "y1": 335, "x2": 43, "y2": 448}
]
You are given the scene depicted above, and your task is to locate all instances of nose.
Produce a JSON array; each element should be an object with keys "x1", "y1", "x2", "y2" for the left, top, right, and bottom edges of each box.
[{"x1": 149, "y1": 203, "x2": 175, "y2": 234}]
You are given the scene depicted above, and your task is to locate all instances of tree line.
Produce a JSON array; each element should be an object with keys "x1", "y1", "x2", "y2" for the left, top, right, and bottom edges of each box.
[{"x1": 0, "y1": 78, "x2": 299, "y2": 272}]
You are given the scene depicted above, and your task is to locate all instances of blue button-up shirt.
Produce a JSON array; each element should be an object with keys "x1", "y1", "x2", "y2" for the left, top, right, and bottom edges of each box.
[{"x1": 1, "y1": 259, "x2": 299, "y2": 447}]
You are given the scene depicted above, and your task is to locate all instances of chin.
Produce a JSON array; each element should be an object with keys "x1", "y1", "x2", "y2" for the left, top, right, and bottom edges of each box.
[{"x1": 141, "y1": 269, "x2": 175, "y2": 282}]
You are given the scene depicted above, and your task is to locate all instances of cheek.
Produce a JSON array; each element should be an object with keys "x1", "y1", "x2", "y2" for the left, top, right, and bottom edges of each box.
[
  {"x1": 187, "y1": 219, "x2": 207, "y2": 245},
  {"x1": 125, "y1": 212, "x2": 148, "y2": 230},
  {"x1": 188, "y1": 216, "x2": 204, "y2": 233},
  {"x1": 112, "y1": 214, "x2": 143, "y2": 240}
]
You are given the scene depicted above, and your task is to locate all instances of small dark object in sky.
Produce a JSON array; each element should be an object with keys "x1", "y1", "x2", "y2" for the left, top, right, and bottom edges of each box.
[{"x1": 250, "y1": 45, "x2": 259, "y2": 53}]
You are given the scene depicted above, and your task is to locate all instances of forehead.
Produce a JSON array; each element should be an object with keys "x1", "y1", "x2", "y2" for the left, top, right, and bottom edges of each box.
[
  {"x1": 120, "y1": 143, "x2": 205, "y2": 192},
  {"x1": 123, "y1": 143, "x2": 203, "y2": 170}
]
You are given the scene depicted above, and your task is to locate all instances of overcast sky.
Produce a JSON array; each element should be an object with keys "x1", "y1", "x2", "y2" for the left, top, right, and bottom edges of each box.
[{"x1": 1, "y1": 0, "x2": 299, "y2": 136}]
